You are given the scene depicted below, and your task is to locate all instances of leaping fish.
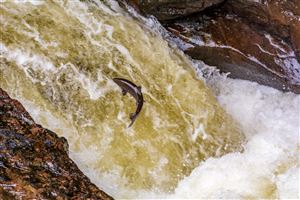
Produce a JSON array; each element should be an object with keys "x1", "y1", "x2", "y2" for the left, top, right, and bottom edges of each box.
[{"x1": 113, "y1": 78, "x2": 144, "y2": 127}]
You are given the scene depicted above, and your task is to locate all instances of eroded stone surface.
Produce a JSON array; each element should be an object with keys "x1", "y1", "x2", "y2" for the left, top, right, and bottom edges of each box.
[
  {"x1": 225, "y1": 0, "x2": 300, "y2": 62},
  {"x1": 123, "y1": 0, "x2": 225, "y2": 20},
  {"x1": 163, "y1": 1, "x2": 300, "y2": 93},
  {"x1": 0, "y1": 88, "x2": 113, "y2": 200},
  {"x1": 165, "y1": 12, "x2": 300, "y2": 93},
  {"x1": 225, "y1": 0, "x2": 300, "y2": 41}
]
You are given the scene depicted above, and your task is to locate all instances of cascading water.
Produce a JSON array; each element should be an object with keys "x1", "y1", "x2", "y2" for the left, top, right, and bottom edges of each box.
[
  {"x1": 0, "y1": 0, "x2": 244, "y2": 196},
  {"x1": 0, "y1": 0, "x2": 298, "y2": 199}
]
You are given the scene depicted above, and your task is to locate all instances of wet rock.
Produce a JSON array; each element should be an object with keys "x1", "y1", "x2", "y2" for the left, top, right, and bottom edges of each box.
[
  {"x1": 123, "y1": 0, "x2": 225, "y2": 20},
  {"x1": 224, "y1": 0, "x2": 300, "y2": 62},
  {"x1": 225, "y1": 0, "x2": 300, "y2": 40},
  {"x1": 0, "y1": 88, "x2": 113, "y2": 199},
  {"x1": 291, "y1": 21, "x2": 300, "y2": 62},
  {"x1": 163, "y1": 1, "x2": 300, "y2": 93},
  {"x1": 123, "y1": 0, "x2": 300, "y2": 93}
]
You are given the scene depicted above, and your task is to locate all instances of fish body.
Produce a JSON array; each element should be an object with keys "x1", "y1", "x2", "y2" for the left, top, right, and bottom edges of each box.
[{"x1": 113, "y1": 78, "x2": 144, "y2": 127}]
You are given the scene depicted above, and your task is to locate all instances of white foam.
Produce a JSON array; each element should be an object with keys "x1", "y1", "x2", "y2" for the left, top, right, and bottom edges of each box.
[
  {"x1": 0, "y1": 43, "x2": 56, "y2": 73},
  {"x1": 57, "y1": 62, "x2": 115, "y2": 100},
  {"x1": 192, "y1": 123, "x2": 208, "y2": 141},
  {"x1": 171, "y1": 77, "x2": 299, "y2": 199},
  {"x1": 276, "y1": 166, "x2": 300, "y2": 198},
  {"x1": 4, "y1": 0, "x2": 44, "y2": 5}
]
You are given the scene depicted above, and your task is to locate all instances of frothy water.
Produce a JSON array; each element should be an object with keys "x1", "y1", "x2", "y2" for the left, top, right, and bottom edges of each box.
[
  {"x1": 172, "y1": 76, "x2": 299, "y2": 199},
  {"x1": 0, "y1": 0, "x2": 299, "y2": 199}
]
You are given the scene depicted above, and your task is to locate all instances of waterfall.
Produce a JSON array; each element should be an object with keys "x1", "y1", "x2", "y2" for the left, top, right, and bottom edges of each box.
[{"x1": 0, "y1": 0, "x2": 298, "y2": 198}]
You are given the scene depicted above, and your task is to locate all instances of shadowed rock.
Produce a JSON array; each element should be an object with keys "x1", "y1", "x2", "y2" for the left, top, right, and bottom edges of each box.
[
  {"x1": 0, "y1": 88, "x2": 113, "y2": 200},
  {"x1": 123, "y1": 0, "x2": 225, "y2": 20}
]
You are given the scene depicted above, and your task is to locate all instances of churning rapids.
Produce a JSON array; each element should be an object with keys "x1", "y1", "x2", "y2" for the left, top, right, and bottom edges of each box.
[{"x1": 0, "y1": 0, "x2": 299, "y2": 199}]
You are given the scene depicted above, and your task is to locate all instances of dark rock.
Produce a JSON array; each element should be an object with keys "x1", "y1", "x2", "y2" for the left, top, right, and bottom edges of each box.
[
  {"x1": 123, "y1": 0, "x2": 225, "y2": 20},
  {"x1": 291, "y1": 20, "x2": 300, "y2": 62},
  {"x1": 163, "y1": 1, "x2": 300, "y2": 93},
  {"x1": 0, "y1": 88, "x2": 113, "y2": 200}
]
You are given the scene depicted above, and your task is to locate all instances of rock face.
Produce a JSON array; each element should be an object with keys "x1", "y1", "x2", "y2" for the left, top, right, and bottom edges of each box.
[
  {"x1": 225, "y1": 0, "x2": 300, "y2": 63},
  {"x1": 291, "y1": 21, "x2": 300, "y2": 61},
  {"x1": 124, "y1": 0, "x2": 300, "y2": 93},
  {"x1": 164, "y1": 0, "x2": 300, "y2": 93},
  {"x1": 165, "y1": 11, "x2": 300, "y2": 93},
  {"x1": 225, "y1": 0, "x2": 300, "y2": 41},
  {"x1": 124, "y1": 0, "x2": 225, "y2": 20},
  {"x1": 0, "y1": 88, "x2": 113, "y2": 199}
]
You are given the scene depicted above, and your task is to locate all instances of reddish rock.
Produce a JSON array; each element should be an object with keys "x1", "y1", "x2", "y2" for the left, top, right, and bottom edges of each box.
[
  {"x1": 163, "y1": 1, "x2": 300, "y2": 93},
  {"x1": 225, "y1": 0, "x2": 300, "y2": 39},
  {"x1": 291, "y1": 21, "x2": 300, "y2": 62},
  {"x1": 165, "y1": 12, "x2": 300, "y2": 93},
  {"x1": 225, "y1": 0, "x2": 300, "y2": 62},
  {"x1": 0, "y1": 88, "x2": 113, "y2": 199}
]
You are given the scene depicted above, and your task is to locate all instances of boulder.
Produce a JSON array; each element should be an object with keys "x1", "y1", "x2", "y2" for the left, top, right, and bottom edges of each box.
[
  {"x1": 163, "y1": 1, "x2": 300, "y2": 93},
  {"x1": 0, "y1": 88, "x2": 113, "y2": 199},
  {"x1": 124, "y1": 0, "x2": 225, "y2": 20},
  {"x1": 165, "y1": 13, "x2": 300, "y2": 93}
]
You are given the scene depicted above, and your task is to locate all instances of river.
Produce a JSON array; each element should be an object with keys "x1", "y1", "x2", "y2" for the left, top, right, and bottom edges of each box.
[{"x1": 0, "y1": 0, "x2": 298, "y2": 199}]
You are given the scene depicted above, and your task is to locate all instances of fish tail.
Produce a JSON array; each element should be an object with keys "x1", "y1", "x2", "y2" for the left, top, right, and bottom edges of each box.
[
  {"x1": 128, "y1": 120, "x2": 134, "y2": 128},
  {"x1": 128, "y1": 113, "x2": 136, "y2": 128}
]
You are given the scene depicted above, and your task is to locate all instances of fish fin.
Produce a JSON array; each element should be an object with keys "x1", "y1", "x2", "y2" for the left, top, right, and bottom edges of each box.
[
  {"x1": 128, "y1": 120, "x2": 134, "y2": 128},
  {"x1": 122, "y1": 89, "x2": 127, "y2": 96},
  {"x1": 128, "y1": 113, "x2": 135, "y2": 128},
  {"x1": 137, "y1": 86, "x2": 141, "y2": 91}
]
